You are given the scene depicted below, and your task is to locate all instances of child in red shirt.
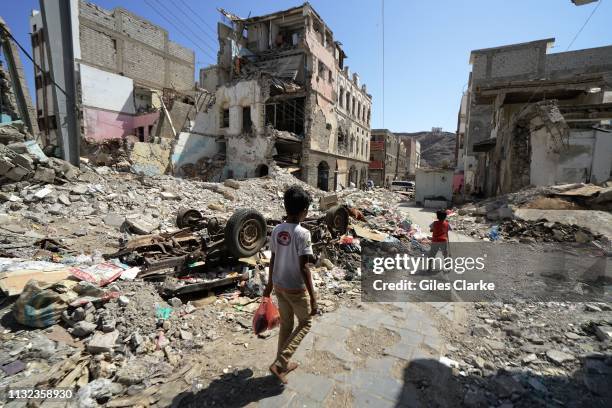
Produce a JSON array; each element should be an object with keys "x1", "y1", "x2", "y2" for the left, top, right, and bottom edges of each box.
[{"x1": 427, "y1": 210, "x2": 452, "y2": 271}]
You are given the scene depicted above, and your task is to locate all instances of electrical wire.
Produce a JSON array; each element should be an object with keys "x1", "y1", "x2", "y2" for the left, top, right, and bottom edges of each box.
[
  {"x1": 143, "y1": 0, "x2": 216, "y2": 63},
  {"x1": 177, "y1": 0, "x2": 221, "y2": 42},
  {"x1": 505, "y1": 0, "x2": 603, "y2": 128},
  {"x1": 0, "y1": 23, "x2": 69, "y2": 99},
  {"x1": 151, "y1": 0, "x2": 218, "y2": 56},
  {"x1": 174, "y1": 0, "x2": 219, "y2": 47}
]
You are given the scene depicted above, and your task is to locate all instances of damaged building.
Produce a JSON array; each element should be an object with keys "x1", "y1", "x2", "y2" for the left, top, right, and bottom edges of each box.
[
  {"x1": 369, "y1": 129, "x2": 407, "y2": 186},
  {"x1": 184, "y1": 3, "x2": 372, "y2": 190},
  {"x1": 29, "y1": 0, "x2": 196, "y2": 167},
  {"x1": 458, "y1": 38, "x2": 612, "y2": 196}
]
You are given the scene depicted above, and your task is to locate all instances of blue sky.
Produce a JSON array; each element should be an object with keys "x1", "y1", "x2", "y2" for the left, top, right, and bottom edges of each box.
[{"x1": 2, "y1": 0, "x2": 611, "y2": 132}]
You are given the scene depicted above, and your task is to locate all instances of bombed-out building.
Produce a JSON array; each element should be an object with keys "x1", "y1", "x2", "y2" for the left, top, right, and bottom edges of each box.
[
  {"x1": 459, "y1": 38, "x2": 612, "y2": 197},
  {"x1": 29, "y1": 0, "x2": 195, "y2": 164},
  {"x1": 188, "y1": 3, "x2": 372, "y2": 190}
]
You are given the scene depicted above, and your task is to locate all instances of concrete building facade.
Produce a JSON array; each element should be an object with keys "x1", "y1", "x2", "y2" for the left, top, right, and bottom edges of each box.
[
  {"x1": 369, "y1": 129, "x2": 408, "y2": 186},
  {"x1": 459, "y1": 38, "x2": 612, "y2": 196},
  {"x1": 183, "y1": 3, "x2": 371, "y2": 189},
  {"x1": 30, "y1": 0, "x2": 195, "y2": 151}
]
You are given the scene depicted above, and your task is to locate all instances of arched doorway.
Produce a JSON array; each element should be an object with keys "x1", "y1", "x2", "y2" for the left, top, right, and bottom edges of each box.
[
  {"x1": 256, "y1": 164, "x2": 269, "y2": 177},
  {"x1": 317, "y1": 161, "x2": 330, "y2": 191},
  {"x1": 348, "y1": 165, "x2": 357, "y2": 187}
]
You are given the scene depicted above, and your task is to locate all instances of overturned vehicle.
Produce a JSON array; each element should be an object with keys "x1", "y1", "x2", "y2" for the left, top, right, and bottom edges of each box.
[{"x1": 104, "y1": 206, "x2": 349, "y2": 294}]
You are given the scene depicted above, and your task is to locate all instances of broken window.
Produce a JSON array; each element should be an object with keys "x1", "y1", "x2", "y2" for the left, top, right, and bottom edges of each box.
[
  {"x1": 328, "y1": 70, "x2": 332, "y2": 83},
  {"x1": 339, "y1": 87, "x2": 344, "y2": 107},
  {"x1": 337, "y1": 129, "x2": 348, "y2": 154},
  {"x1": 346, "y1": 93, "x2": 350, "y2": 112},
  {"x1": 136, "y1": 126, "x2": 145, "y2": 142},
  {"x1": 265, "y1": 97, "x2": 305, "y2": 135},
  {"x1": 318, "y1": 60, "x2": 326, "y2": 79},
  {"x1": 242, "y1": 106, "x2": 252, "y2": 133},
  {"x1": 221, "y1": 108, "x2": 230, "y2": 128},
  {"x1": 357, "y1": 103, "x2": 361, "y2": 121}
]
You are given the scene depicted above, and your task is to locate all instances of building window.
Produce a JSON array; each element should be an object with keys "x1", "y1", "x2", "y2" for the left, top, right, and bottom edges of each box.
[
  {"x1": 352, "y1": 97, "x2": 356, "y2": 116},
  {"x1": 242, "y1": 106, "x2": 252, "y2": 133},
  {"x1": 346, "y1": 93, "x2": 350, "y2": 112},
  {"x1": 339, "y1": 87, "x2": 344, "y2": 107},
  {"x1": 221, "y1": 108, "x2": 230, "y2": 128},
  {"x1": 136, "y1": 126, "x2": 145, "y2": 142}
]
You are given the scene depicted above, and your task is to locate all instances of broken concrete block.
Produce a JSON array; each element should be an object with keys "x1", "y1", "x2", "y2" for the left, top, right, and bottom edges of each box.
[
  {"x1": 34, "y1": 186, "x2": 53, "y2": 199},
  {"x1": 160, "y1": 191, "x2": 180, "y2": 200},
  {"x1": 71, "y1": 321, "x2": 97, "y2": 337},
  {"x1": 103, "y1": 213, "x2": 125, "y2": 227},
  {"x1": 71, "y1": 184, "x2": 89, "y2": 195},
  {"x1": 594, "y1": 325, "x2": 612, "y2": 342},
  {"x1": 58, "y1": 194, "x2": 71, "y2": 205},
  {"x1": 5, "y1": 164, "x2": 30, "y2": 181},
  {"x1": 546, "y1": 349, "x2": 575, "y2": 365},
  {"x1": 87, "y1": 331, "x2": 119, "y2": 354},
  {"x1": 12, "y1": 154, "x2": 33, "y2": 171},
  {"x1": 223, "y1": 179, "x2": 241, "y2": 190},
  {"x1": 319, "y1": 194, "x2": 339, "y2": 210},
  {"x1": 123, "y1": 218, "x2": 159, "y2": 235},
  {"x1": 33, "y1": 167, "x2": 55, "y2": 184},
  {"x1": 0, "y1": 157, "x2": 14, "y2": 175}
]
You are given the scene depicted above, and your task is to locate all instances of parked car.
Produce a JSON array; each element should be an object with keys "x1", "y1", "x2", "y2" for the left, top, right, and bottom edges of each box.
[{"x1": 390, "y1": 180, "x2": 415, "y2": 192}]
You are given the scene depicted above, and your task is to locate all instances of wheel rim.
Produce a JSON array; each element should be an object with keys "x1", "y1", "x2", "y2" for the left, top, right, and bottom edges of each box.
[
  {"x1": 239, "y1": 219, "x2": 260, "y2": 250},
  {"x1": 333, "y1": 213, "x2": 345, "y2": 230}
]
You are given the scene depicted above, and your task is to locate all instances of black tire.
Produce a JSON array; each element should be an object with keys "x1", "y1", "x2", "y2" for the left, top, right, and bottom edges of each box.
[
  {"x1": 325, "y1": 205, "x2": 349, "y2": 236},
  {"x1": 176, "y1": 208, "x2": 203, "y2": 229},
  {"x1": 224, "y1": 208, "x2": 267, "y2": 258}
]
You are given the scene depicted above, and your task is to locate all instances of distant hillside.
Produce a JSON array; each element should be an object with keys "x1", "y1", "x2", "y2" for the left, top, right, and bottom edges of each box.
[{"x1": 396, "y1": 131, "x2": 456, "y2": 169}]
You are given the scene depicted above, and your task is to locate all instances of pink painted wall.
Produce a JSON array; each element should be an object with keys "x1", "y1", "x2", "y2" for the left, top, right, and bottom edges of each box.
[
  {"x1": 453, "y1": 172, "x2": 464, "y2": 193},
  {"x1": 83, "y1": 107, "x2": 159, "y2": 142}
]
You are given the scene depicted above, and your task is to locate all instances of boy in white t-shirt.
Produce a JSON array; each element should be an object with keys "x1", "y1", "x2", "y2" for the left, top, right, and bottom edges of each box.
[{"x1": 263, "y1": 185, "x2": 317, "y2": 384}]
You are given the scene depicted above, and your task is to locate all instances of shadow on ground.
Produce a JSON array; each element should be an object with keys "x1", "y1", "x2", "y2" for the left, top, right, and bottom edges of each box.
[
  {"x1": 174, "y1": 368, "x2": 284, "y2": 407},
  {"x1": 395, "y1": 358, "x2": 612, "y2": 408}
]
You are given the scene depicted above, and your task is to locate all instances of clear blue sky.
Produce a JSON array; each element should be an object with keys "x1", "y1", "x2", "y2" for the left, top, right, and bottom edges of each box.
[{"x1": 2, "y1": 0, "x2": 611, "y2": 132}]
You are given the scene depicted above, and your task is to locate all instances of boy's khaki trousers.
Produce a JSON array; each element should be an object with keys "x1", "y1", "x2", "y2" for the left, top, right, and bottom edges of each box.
[{"x1": 274, "y1": 289, "x2": 312, "y2": 370}]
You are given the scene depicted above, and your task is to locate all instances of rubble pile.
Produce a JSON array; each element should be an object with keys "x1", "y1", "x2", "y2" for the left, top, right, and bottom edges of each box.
[
  {"x1": 442, "y1": 301, "x2": 612, "y2": 407},
  {"x1": 453, "y1": 183, "x2": 612, "y2": 245}
]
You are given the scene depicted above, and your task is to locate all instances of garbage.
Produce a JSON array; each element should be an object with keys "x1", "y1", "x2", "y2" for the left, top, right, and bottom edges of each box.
[
  {"x1": 13, "y1": 279, "x2": 79, "y2": 328},
  {"x1": 155, "y1": 305, "x2": 173, "y2": 320},
  {"x1": 70, "y1": 262, "x2": 125, "y2": 286},
  {"x1": 488, "y1": 225, "x2": 500, "y2": 241},
  {"x1": 252, "y1": 296, "x2": 280, "y2": 335}
]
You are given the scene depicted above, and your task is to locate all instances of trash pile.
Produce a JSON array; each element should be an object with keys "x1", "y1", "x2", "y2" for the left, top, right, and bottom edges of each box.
[
  {"x1": 441, "y1": 301, "x2": 612, "y2": 407},
  {"x1": 452, "y1": 183, "x2": 612, "y2": 245}
]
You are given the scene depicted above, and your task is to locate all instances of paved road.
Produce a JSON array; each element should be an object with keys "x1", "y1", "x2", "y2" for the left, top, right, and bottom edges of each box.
[
  {"x1": 397, "y1": 203, "x2": 477, "y2": 243},
  {"x1": 252, "y1": 203, "x2": 473, "y2": 407},
  {"x1": 254, "y1": 301, "x2": 465, "y2": 407}
]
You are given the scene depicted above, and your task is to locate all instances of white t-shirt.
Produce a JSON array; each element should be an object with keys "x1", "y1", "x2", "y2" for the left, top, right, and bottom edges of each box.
[{"x1": 270, "y1": 222, "x2": 313, "y2": 290}]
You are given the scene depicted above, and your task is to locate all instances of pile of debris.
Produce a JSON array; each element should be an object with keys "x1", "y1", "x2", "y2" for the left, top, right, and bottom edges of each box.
[
  {"x1": 453, "y1": 183, "x2": 612, "y2": 244},
  {"x1": 441, "y1": 301, "x2": 612, "y2": 407}
]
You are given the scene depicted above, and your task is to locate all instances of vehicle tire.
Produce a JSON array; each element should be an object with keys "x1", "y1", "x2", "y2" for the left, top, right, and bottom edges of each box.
[
  {"x1": 325, "y1": 205, "x2": 349, "y2": 236},
  {"x1": 176, "y1": 208, "x2": 203, "y2": 229},
  {"x1": 225, "y1": 208, "x2": 267, "y2": 258}
]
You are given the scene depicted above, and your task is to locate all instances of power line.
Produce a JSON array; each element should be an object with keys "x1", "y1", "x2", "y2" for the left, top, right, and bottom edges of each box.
[
  {"x1": 507, "y1": 0, "x2": 603, "y2": 126},
  {"x1": 152, "y1": 0, "x2": 218, "y2": 55},
  {"x1": 175, "y1": 0, "x2": 219, "y2": 46},
  {"x1": 0, "y1": 24, "x2": 69, "y2": 99},
  {"x1": 381, "y1": 0, "x2": 385, "y2": 128},
  {"x1": 143, "y1": 0, "x2": 216, "y2": 63},
  {"x1": 177, "y1": 0, "x2": 221, "y2": 42}
]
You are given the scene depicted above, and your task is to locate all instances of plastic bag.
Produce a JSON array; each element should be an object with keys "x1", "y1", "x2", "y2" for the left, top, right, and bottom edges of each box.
[{"x1": 252, "y1": 296, "x2": 280, "y2": 335}]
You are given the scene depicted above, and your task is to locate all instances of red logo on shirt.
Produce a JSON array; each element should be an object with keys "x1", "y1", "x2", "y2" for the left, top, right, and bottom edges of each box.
[{"x1": 277, "y1": 231, "x2": 291, "y2": 246}]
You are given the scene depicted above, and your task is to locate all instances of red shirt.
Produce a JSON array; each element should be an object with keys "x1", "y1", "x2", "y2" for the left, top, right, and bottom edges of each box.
[{"x1": 431, "y1": 220, "x2": 450, "y2": 242}]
